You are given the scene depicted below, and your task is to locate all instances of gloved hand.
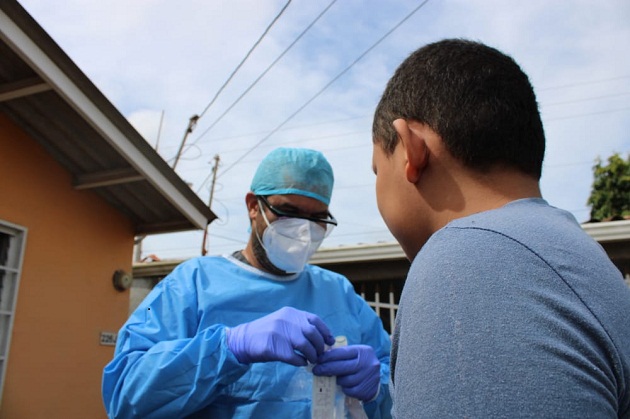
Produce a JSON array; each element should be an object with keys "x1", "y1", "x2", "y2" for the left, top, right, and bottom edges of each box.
[
  {"x1": 312, "y1": 344, "x2": 381, "y2": 402},
  {"x1": 226, "y1": 307, "x2": 335, "y2": 366}
]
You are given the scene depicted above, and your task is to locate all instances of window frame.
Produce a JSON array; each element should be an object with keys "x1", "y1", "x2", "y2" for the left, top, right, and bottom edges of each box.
[{"x1": 0, "y1": 220, "x2": 27, "y2": 404}]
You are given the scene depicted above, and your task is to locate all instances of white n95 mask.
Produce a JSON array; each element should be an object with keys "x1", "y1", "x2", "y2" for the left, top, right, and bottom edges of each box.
[{"x1": 259, "y1": 211, "x2": 326, "y2": 273}]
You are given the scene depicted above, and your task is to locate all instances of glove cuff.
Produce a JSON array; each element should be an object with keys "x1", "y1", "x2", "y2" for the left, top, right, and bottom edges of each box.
[
  {"x1": 226, "y1": 325, "x2": 250, "y2": 364},
  {"x1": 366, "y1": 384, "x2": 380, "y2": 403}
]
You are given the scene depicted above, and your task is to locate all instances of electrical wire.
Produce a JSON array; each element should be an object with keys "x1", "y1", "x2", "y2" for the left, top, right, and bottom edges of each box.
[
  {"x1": 160, "y1": 114, "x2": 367, "y2": 156},
  {"x1": 189, "y1": 93, "x2": 628, "y2": 189},
  {"x1": 542, "y1": 92, "x2": 630, "y2": 107},
  {"x1": 209, "y1": 0, "x2": 432, "y2": 185},
  {"x1": 186, "y1": 129, "x2": 366, "y2": 170},
  {"x1": 544, "y1": 106, "x2": 630, "y2": 121},
  {"x1": 537, "y1": 75, "x2": 630, "y2": 91},
  {"x1": 190, "y1": 0, "x2": 339, "y2": 148},
  {"x1": 171, "y1": 1, "x2": 291, "y2": 168},
  {"x1": 167, "y1": 79, "x2": 628, "y2": 158},
  {"x1": 138, "y1": 5, "x2": 627, "y2": 258},
  {"x1": 198, "y1": 0, "x2": 292, "y2": 120}
]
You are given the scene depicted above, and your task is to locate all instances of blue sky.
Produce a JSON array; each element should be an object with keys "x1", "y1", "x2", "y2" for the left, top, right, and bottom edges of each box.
[{"x1": 19, "y1": 0, "x2": 630, "y2": 259}]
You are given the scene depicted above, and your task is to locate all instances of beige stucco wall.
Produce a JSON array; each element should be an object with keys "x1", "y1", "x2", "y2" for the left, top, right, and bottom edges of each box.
[{"x1": 0, "y1": 113, "x2": 133, "y2": 418}]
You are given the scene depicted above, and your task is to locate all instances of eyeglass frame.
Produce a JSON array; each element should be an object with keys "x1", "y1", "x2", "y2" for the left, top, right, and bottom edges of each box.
[{"x1": 256, "y1": 195, "x2": 338, "y2": 226}]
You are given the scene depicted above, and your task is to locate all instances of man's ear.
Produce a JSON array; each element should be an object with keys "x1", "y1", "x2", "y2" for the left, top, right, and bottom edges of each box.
[
  {"x1": 392, "y1": 119, "x2": 429, "y2": 184},
  {"x1": 245, "y1": 192, "x2": 259, "y2": 221}
]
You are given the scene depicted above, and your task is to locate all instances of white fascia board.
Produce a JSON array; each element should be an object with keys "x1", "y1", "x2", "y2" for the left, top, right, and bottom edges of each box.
[
  {"x1": 310, "y1": 242, "x2": 406, "y2": 264},
  {"x1": 582, "y1": 220, "x2": 630, "y2": 243},
  {"x1": 134, "y1": 220, "x2": 630, "y2": 269},
  {"x1": 312, "y1": 220, "x2": 630, "y2": 264},
  {"x1": 0, "y1": 10, "x2": 208, "y2": 230}
]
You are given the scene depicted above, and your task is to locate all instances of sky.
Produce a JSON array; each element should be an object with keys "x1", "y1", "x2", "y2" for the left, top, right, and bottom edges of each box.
[{"x1": 18, "y1": 0, "x2": 630, "y2": 260}]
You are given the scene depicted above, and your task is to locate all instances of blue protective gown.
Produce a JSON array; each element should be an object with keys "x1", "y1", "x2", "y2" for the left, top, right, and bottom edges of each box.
[{"x1": 102, "y1": 254, "x2": 392, "y2": 418}]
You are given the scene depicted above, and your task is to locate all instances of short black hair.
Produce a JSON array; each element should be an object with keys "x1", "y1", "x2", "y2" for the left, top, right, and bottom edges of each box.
[{"x1": 373, "y1": 39, "x2": 545, "y2": 179}]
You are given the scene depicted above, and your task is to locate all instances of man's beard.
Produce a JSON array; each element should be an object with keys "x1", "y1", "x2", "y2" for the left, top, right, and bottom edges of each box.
[{"x1": 251, "y1": 223, "x2": 291, "y2": 276}]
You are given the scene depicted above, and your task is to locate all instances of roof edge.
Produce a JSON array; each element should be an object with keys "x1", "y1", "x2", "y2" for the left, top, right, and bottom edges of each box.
[{"x1": 0, "y1": 1, "x2": 215, "y2": 231}]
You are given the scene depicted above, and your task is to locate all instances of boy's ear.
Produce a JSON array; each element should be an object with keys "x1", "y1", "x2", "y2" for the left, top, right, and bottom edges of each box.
[{"x1": 392, "y1": 119, "x2": 429, "y2": 184}]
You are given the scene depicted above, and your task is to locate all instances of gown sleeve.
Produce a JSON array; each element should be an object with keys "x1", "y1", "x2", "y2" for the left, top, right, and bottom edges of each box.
[
  {"x1": 101, "y1": 261, "x2": 249, "y2": 419},
  {"x1": 352, "y1": 290, "x2": 393, "y2": 419}
]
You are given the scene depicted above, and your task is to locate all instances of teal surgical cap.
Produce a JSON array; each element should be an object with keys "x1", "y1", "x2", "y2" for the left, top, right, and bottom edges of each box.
[{"x1": 251, "y1": 148, "x2": 334, "y2": 205}]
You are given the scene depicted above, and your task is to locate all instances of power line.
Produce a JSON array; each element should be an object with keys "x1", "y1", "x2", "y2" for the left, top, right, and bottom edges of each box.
[
  {"x1": 545, "y1": 106, "x2": 630, "y2": 122},
  {"x1": 190, "y1": 0, "x2": 339, "y2": 148},
  {"x1": 198, "y1": 1, "x2": 292, "y2": 119},
  {"x1": 166, "y1": 80, "x2": 629, "y2": 157},
  {"x1": 538, "y1": 75, "x2": 630, "y2": 92},
  {"x1": 186, "y1": 130, "x2": 366, "y2": 169},
  {"x1": 212, "y1": 0, "x2": 432, "y2": 183},
  {"x1": 171, "y1": 1, "x2": 291, "y2": 168},
  {"x1": 158, "y1": 114, "x2": 367, "y2": 154},
  {"x1": 542, "y1": 92, "x2": 630, "y2": 107},
  {"x1": 183, "y1": 103, "x2": 628, "y2": 181}
]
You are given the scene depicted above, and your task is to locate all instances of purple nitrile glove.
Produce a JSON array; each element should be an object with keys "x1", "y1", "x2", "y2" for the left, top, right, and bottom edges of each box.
[
  {"x1": 226, "y1": 306, "x2": 335, "y2": 366},
  {"x1": 312, "y1": 344, "x2": 381, "y2": 402}
]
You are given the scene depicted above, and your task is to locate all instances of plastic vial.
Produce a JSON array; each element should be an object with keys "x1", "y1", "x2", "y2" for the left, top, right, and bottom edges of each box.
[{"x1": 312, "y1": 336, "x2": 348, "y2": 419}]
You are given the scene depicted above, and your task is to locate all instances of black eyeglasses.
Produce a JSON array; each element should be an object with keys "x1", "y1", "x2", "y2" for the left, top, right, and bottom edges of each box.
[{"x1": 257, "y1": 195, "x2": 338, "y2": 226}]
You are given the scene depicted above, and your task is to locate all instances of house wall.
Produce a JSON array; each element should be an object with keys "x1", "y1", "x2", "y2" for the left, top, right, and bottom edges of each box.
[{"x1": 0, "y1": 113, "x2": 133, "y2": 418}]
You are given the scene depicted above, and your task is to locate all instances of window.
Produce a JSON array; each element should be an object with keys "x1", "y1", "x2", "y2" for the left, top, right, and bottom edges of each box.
[{"x1": 0, "y1": 221, "x2": 26, "y2": 402}]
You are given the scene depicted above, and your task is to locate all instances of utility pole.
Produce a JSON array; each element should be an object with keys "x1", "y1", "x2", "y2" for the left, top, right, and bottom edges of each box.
[
  {"x1": 133, "y1": 235, "x2": 145, "y2": 262},
  {"x1": 201, "y1": 154, "x2": 220, "y2": 256},
  {"x1": 155, "y1": 110, "x2": 165, "y2": 152},
  {"x1": 134, "y1": 111, "x2": 166, "y2": 262},
  {"x1": 172, "y1": 114, "x2": 200, "y2": 170}
]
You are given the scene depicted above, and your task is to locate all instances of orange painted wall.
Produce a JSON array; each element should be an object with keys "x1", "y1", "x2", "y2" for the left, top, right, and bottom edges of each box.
[{"x1": 0, "y1": 113, "x2": 133, "y2": 418}]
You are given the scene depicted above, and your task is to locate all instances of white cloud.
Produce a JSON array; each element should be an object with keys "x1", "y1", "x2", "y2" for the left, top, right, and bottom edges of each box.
[{"x1": 19, "y1": 0, "x2": 630, "y2": 259}]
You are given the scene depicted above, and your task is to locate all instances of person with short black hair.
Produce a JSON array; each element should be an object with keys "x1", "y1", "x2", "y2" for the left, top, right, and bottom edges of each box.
[{"x1": 372, "y1": 39, "x2": 630, "y2": 417}]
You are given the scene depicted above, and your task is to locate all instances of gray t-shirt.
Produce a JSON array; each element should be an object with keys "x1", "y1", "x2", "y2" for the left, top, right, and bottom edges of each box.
[{"x1": 391, "y1": 198, "x2": 630, "y2": 418}]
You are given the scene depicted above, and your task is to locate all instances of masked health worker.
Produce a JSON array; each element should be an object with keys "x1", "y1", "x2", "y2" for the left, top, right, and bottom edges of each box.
[{"x1": 102, "y1": 147, "x2": 392, "y2": 418}]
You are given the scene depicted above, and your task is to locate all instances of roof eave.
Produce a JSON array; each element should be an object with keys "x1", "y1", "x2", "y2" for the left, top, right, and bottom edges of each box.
[{"x1": 0, "y1": 3, "x2": 215, "y2": 232}]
